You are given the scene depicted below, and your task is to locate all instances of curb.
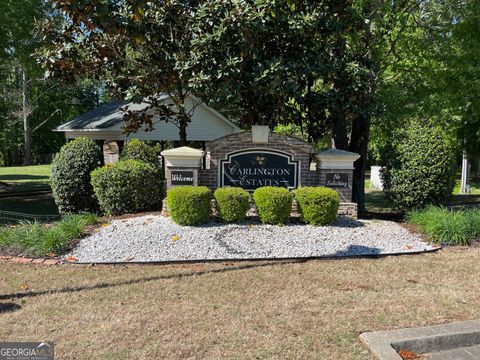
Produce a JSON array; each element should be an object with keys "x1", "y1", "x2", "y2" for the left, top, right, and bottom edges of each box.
[{"x1": 0, "y1": 246, "x2": 442, "y2": 266}]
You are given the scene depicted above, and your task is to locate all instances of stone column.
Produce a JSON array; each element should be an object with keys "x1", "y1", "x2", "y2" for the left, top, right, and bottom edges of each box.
[
  {"x1": 316, "y1": 149, "x2": 360, "y2": 218},
  {"x1": 102, "y1": 140, "x2": 120, "y2": 164},
  {"x1": 161, "y1": 146, "x2": 205, "y2": 190}
]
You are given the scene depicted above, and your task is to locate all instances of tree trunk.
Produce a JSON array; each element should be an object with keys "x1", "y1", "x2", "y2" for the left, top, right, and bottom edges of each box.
[
  {"x1": 179, "y1": 120, "x2": 187, "y2": 146},
  {"x1": 22, "y1": 68, "x2": 31, "y2": 166},
  {"x1": 331, "y1": 108, "x2": 349, "y2": 149},
  {"x1": 349, "y1": 114, "x2": 371, "y2": 214}
]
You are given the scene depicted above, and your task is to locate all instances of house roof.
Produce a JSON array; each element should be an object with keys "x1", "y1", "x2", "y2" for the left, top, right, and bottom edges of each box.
[{"x1": 55, "y1": 94, "x2": 239, "y2": 132}]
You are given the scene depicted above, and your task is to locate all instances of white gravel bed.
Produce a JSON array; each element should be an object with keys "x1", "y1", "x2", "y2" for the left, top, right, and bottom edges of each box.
[{"x1": 67, "y1": 215, "x2": 438, "y2": 263}]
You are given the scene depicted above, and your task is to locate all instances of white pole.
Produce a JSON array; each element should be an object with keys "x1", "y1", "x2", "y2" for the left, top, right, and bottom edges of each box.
[{"x1": 460, "y1": 150, "x2": 469, "y2": 194}]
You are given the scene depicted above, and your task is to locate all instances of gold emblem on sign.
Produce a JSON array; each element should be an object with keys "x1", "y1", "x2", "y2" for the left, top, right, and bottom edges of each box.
[{"x1": 255, "y1": 156, "x2": 266, "y2": 166}]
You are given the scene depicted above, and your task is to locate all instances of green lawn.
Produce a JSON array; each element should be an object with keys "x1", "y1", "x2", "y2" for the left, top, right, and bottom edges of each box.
[
  {"x1": 0, "y1": 165, "x2": 52, "y2": 192},
  {"x1": 0, "y1": 194, "x2": 59, "y2": 215},
  {"x1": 0, "y1": 165, "x2": 57, "y2": 215},
  {"x1": 453, "y1": 176, "x2": 480, "y2": 195},
  {"x1": 1, "y1": 248, "x2": 480, "y2": 359}
]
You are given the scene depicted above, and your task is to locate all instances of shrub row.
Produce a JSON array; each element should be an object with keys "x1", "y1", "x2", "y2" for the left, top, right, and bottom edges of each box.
[
  {"x1": 51, "y1": 138, "x2": 165, "y2": 216},
  {"x1": 407, "y1": 206, "x2": 480, "y2": 245},
  {"x1": 167, "y1": 186, "x2": 339, "y2": 226}
]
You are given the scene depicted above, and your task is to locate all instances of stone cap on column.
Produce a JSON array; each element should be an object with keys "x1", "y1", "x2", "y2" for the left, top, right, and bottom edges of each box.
[
  {"x1": 251, "y1": 125, "x2": 270, "y2": 143},
  {"x1": 316, "y1": 149, "x2": 360, "y2": 170},
  {"x1": 161, "y1": 146, "x2": 205, "y2": 167}
]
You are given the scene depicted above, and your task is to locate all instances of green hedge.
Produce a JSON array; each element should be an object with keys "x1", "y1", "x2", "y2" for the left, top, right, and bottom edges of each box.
[
  {"x1": 214, "y1": 187, "x2": 250, "y2": 223},
  {"x1": 253, "y1": 186, "x2": 292, "y2": 225},
  {"x1": 295, "y1": 187, "x2": 339, "y2": 225},
  {"x1": 382, "y1": 120, "x2": 456, "y2": 212},
  {"x1": 91, "y1": 160, "x2": 164, "y2": 215},
  {"x1": 120, "y1": 139, "x2": 164, "y2": 178},
  {"x1": 167, "y1": 186, "x2": 211, "y2": 225},
  {"x1": 51, "y1": 137, "x2": 103, "y2": 214}
]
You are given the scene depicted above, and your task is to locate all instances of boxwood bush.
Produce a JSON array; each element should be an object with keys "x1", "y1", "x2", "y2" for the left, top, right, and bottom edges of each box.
[
  {"x1": 295, "y1": 187, "x2": 339, "y2": 225},
  {"x1": 382, "y1": 120, "x2": 456, "y2": 212},
  {"x1": 121, "y1": 139, "x2": 161, "y2": 167},
  {"x1": 214, "y1": 187, "x2": 250, "y2": 223},
  {"x1": 51, "y1": 137, "x2": 102, "y2": 214},
  {"x1": 253, "y1": 186, "x2": 293, "y2": 225},
  {"x1": 91, "y1": 160, "x2": 164, "y2": 215},
  {"x1": 167, "y1": 186, "x2": 211, "y2": 225}
]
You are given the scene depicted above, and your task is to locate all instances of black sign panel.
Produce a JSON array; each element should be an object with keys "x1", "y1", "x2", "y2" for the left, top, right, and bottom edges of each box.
[
  {"x1": 171, "y1": 170, "x2": 194, "y2": 186},
  {"x1": 325, "y1": 173, "x2": 348, "y2": 188},
  {"x1": 220, "y1": 150, "x2": 299, "y2": 191}
]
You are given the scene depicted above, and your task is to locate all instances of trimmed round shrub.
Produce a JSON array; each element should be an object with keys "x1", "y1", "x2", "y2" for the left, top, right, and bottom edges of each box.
[
  {"x1": 214, "y1": 187, "x2": 250, "y2": 223},
  {"x1": 91, "y1": 160, "x2": 164, "y2": 215},
  {"x1": 295, "y1": 187, "x2": 339, "y2": 225},
  {"x1": 120, "y1": 139, "x2": 162, "y2": 170},
  {"x1": 382, "y1": 120, "x2": 456, "y2": 212},
  {"x1": 253, "y1": 186, "x2": 293, "y2": 225},
  {"x1": 51, "y1": 138, "x2": 102, "y2": 214},
  {"x1": 167, "y1": 186, "x2": 211, "y2": 225}
]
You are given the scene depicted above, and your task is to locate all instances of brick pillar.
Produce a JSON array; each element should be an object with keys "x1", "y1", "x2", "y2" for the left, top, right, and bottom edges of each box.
[{"x1": 316, "y1": 149, "x2": 360, "y2": 218}]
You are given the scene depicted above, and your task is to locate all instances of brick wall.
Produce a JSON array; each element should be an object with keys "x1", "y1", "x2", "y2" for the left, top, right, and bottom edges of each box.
[{"x1": 198, "y1": 131, "x2": 319, "y2": 190}]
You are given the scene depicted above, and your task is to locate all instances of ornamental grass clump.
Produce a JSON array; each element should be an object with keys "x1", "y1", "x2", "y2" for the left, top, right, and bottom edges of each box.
[
  {"x1": 91, "y1": 160, "x2": 164, "y2": 216},
  {"x1": 214, "y1": 187, "x2": 250, "y2": 223},
  {"x1": 0, "y1": 213, "x2": 97, "y2": 256},
  {"x1": 295, "y1": 187, "x2": 339, "y2": 225},
  {"x1": 253, "y1": 186, "x2": 292, "y2": 225},
  {"x1": 167, "y1": 186, "x2": 211, "y2": 225},
  {"x1": 407, "y1": 206, "x2": 480, "y2": 245}
]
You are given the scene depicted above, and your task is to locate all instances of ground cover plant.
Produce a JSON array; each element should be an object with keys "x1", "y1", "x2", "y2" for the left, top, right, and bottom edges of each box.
[
  {"x1": 214, "y1": 187, "x2": 250, "y2": 223},
  {"x1": 91, "y1": 160, "x2": 164, "y2": 216},
  {"x1": 295, "y1": 187, "x2": 339, "y2": 225},
  {"x1": 408, "y1": 206, "x2": 480, "y2": 245},
  {"x1": 0, "y1": 213, "x2": 97, "y2": 256},
  {"x1": 168, "y1": 186, "x2": 211, "y2": 225},
  {"x1": 51, "y1": 138, "x2": 102, "y2": 214},
  {"x1": 253, "y1": 187, "x2": 292, "y2": 225},
  {"x1": 2, "y1": 248, "x2": 480, "y2": 359}
]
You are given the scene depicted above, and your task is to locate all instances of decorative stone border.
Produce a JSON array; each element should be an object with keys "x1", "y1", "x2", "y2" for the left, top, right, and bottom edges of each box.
[{"x1": 0, "y1": 256, "x2": 62, "y2": 265}]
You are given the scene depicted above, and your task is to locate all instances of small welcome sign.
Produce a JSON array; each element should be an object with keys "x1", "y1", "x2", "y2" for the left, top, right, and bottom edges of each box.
[{"x1": 171, "y1": 170, "x2": 194, "y2": 186}]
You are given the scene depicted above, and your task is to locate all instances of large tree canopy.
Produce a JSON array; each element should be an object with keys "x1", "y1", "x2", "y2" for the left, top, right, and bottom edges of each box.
[
  {"x1": 38, "y1": 0, "x2": 201, "y2": 144},
  {"x1": 39, "y1": 0, "x2": 478, "y2": 211},
  {"x1": 371, "y1": 0, "x2": 480, "y2": 164}
]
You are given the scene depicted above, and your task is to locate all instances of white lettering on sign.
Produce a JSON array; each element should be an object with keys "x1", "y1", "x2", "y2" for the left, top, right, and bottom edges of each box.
[
  {"x1": 325, "y1": 173, "x2": 348, "y2": 188},
  {"x1": 172, "y1": 174, "x2": 193, "y2": 182}
]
